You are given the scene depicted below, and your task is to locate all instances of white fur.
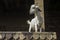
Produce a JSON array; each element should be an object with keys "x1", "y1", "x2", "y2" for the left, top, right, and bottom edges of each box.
[
  {"x1": 27, "y1": 16, "x2": 40, "y2": 32},
  {"x1": 27, "y1": 4, "x2": 43, "y2": 32}
]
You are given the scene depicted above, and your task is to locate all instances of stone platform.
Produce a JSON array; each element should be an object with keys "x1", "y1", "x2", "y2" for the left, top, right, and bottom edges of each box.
[{"x1": 0, "y1": 32, "x2": 57, "y2": 40}]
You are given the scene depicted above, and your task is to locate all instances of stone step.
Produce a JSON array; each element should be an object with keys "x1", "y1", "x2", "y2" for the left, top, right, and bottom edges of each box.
[{"x1": 0, "y1": 32, "x2": 57, "y2": 40}]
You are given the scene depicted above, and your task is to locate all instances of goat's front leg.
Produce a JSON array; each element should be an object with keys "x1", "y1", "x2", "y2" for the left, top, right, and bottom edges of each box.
[
  {"x1": 40, "y1": 27, "x2": 42, "y2": 32},
  {"x1": 35, "y1": 24, "x2": 37, "y2": 32},
  {"x1": 29, "y1": 25, "x2": 31, "y2": 32}
]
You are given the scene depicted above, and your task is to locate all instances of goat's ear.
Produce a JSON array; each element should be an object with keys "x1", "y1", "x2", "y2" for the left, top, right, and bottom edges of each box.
[
  {"x1": 39, "y1": 9, "x2": 42, "y2": 12},
  {"x1": 38, "y1": 8, "x2": 42, "y2": 12}
]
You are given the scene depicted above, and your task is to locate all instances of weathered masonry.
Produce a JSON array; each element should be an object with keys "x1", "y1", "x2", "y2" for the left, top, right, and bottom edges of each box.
[{"x1": 0, "y1": 32, "x2": 57, "y2": 40}]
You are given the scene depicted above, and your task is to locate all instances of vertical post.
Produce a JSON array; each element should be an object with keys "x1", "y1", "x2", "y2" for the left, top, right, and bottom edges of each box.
[{"x1": 34, "y1": 0, "x2": 45, "y2": 31}]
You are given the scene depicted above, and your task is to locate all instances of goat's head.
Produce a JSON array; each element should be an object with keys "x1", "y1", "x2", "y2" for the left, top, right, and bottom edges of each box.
[
  {"x1": 29, "y1": 4, "x2": 42, "y2": 15},
  {"x1": 29, "y1": 4, "x2": 36, "y2": 14}
]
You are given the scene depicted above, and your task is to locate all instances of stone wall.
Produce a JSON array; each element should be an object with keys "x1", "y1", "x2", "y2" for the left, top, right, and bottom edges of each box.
[
  {"x1": 34, "y1": 0, "x2": 45, "y2": 30},
  {"x1": 0, "y1": 32, "x2": 57, "y2": 40}
]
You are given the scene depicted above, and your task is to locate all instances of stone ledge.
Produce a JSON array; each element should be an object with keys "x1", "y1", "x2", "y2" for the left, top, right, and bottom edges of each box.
[{"x1": 0, "y1": 32, "x2": 57, "y2": 40}]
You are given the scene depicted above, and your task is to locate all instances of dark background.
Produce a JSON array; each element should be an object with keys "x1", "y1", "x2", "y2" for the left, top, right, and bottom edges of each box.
[
  {"x1": 0, "y1": 0, "x2": 60, "y2": 40},
  {"x1": 0, "y1": 0, "x2": 34, "y2": 31},
  {"x1": 44, "y1": 0, "x2": 60, "y2": 40}
]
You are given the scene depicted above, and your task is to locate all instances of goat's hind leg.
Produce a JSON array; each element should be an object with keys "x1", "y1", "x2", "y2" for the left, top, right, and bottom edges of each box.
[
  {"x1": 40, "y1": 27, "x2": 42, "y2": 32},
  {"x1": 29, "y1": 25, "x2": 32, "y2": 32},
  {"x1": 35, "y1": 24, "x2": 38, "y2": 32}
]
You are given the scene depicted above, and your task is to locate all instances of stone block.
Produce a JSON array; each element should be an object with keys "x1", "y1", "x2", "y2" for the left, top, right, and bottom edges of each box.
[{"x1": 0, "y1": 32, "x2": 57, "y2": 40}]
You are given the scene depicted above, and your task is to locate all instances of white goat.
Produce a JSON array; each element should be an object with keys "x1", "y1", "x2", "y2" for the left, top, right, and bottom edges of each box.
[{"x1": 27, "y1": 4, "x2": 43, "y2": 32}]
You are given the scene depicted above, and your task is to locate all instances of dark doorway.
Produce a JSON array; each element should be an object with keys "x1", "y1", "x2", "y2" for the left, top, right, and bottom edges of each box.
[{"x1": 0, "y1": 0, "x2": 34, "y2": 31}]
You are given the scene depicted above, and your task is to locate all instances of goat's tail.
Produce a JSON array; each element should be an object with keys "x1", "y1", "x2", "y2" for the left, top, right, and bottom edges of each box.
[{"x1": 27, "y1": 20, "x2": 31, "y2": 24}]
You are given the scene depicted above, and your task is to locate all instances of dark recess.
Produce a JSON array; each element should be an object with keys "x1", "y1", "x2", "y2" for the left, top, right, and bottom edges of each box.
[
  {"x1": 0, "y1": 0, "x2": 34, "y2": 31},
  {"x1": 44, "y1": 0, "x2": 60, "y2": 40}
]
